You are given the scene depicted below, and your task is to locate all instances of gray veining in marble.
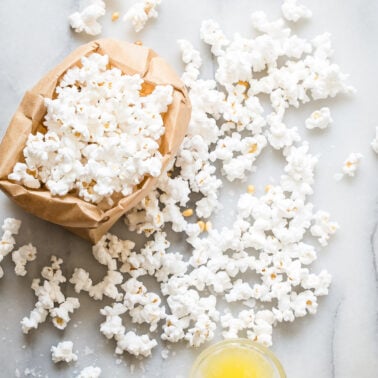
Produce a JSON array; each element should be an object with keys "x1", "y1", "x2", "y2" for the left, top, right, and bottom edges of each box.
[{"x1": 0, "y1": 0, "x2": 377, "y2": 377}]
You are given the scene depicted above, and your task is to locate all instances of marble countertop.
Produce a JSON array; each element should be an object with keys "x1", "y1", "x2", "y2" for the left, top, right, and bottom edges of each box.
[{"x1": 0, "y1": 0, "x2": 377, "y2": 377}]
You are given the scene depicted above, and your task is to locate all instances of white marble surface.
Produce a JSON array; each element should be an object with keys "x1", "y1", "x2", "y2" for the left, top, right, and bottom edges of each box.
[{"x1": 0, "y1": 0, "x2": 377, "y2": 377}]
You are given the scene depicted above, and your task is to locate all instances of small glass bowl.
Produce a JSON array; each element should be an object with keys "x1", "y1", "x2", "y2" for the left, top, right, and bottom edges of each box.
[{"x1": 190, "y1": 339, "x2": 286, "y2": 378}]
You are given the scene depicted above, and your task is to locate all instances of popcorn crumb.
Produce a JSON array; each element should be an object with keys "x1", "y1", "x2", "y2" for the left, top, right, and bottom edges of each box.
[
  {"x1": 371, "y1": 127, "x2": 378, "y2": 154},
  {"x1": 51, "y1": 341, "x2": 78, "y2": 363},
  {"x1": 161, "y1": 348, "x2": 169, "y2": 359}
]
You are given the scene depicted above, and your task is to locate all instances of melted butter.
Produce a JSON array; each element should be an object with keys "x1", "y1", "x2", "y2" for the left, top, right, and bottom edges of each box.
[{"x1": 199, "y1": 347, "x2": 275, "y2": 378}]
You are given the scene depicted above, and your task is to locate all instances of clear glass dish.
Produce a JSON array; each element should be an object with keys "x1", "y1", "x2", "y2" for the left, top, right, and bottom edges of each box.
[{"x1": 190, "y1": 339, "x2": 286, "y2": 378}]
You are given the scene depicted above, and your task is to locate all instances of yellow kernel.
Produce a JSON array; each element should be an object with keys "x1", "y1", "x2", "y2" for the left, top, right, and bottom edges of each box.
[
  {"x1": 265, "y1": 184, "x2": 272, "y2": 193},
  {"x1": 345, "y1": 161, "x2": 353, "y2": 168},
  {"x1": 270, "y1": 273, "x2": 277, "y2": 280},
  {"x1": 111, "y1": 12, "x2": 120, "y2": 21},
  {"x1": 306, "y1": 300, "x2": 312, "y2": 306},
  {"x1": 197, "y1": 221, "x2": 205, "y2": 232},
  {"x1": 205, "y1": 221, "x2": 212, "y2": 232},
  {"x1": 247, "y1": 185, "x2": 255, "y2": 194},
  {"x1": 248, "y1": 143, "x2": 258, "y2": 154},
  {"x1": 135, "y1": 40, "x2": 143, "y2": 46},
  {"x1": 144, "y1": 4, "x2": 153, "y2": 14},
  {"x1": 182, "y1": 209, "x2": 194, "y2": 217},
  {"x1": 312, "y1": 111, "x2": 321, "y2": 120},
  {"x1": 54, "y1": 317, "x2": 64, "y2": 326},
  {"x1": 237, "y1": 80, "x2": 250, "y2": 89}
]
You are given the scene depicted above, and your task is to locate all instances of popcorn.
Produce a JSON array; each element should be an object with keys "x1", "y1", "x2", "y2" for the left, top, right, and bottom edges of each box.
[
  {"x1": 21, "y1": 256, "x2": 80, "y2": 333},
  {"x1": 70, "y1": 268, "x2": 93, "y2": 293},
  {"x1": 76, "y1": 366, "x2": 102, "y2": 378},
  {"x1": 123, "y1": 0, "x2": 162, "y2": 33},
  {"x1": 12, "y1": 244, "x2": 37, "y2": 276},
  {"x1": 371, "y1": 126, "x2": 378, "y2": 154},
  {"x1": 8, "y1": 1, "x2": 353, "y2": 362},
  {"x1": 0, "y1": 218, "x2": 21, "y2": 279},
  {"x1": 69, "y1": 0, "x2": 106, "y2": 36},
  {"x1": 281, "y1": 0, "x2": 312, "y2": 22},
  {"x1": 336, "y1": 152, "x2": 363, "y2": 179},
  {"x1": 305, "y1": 107, "x2": 333, "y2": 130},
  {"x1": 10, "y1": 53, "x2": 173, "y2": 205},
  {"x1": 115, "y1": 331, "x2": 157, "y2": 357},
  {"x1": 51, "y1": 341, "x2": 78, "y2": 363},
  {"x1": 310, "y1": 211, "x2": 339, "y2": 247},
  {"x1": 50, "y1": 297, "x2": 80, "y2": 330}
]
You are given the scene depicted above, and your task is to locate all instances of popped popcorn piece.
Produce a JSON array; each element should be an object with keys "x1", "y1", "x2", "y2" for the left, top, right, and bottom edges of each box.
[
  {"x1": 123, "y1": 0, "x2": 162, "y2": 33},
  {"x1": 310, "y1": 211, "x2": 339, "y2": 247},
  {"x1": 10, "y1": 53, "x2": 173, "y2": 205},
  {"x1": 12, "y1": 244, "x2": 37, "y2": 276},
  {"x1": 0, "y1": 218, "x2": 21, "y2": 279},
  {"x1": 305, "y1": 107, "x2": 333, "y2": 130},
  {"x1": 177, "y1": 40, "x2": 202, "y2": 86},
  {"x1": 51, "y1": 341, "x2": 78, "y2": 364},
  {"x1": 70, "y1": 268, "x2": 93, "y2": 293},
  {"x1": 115, "y1": 331, "x2": 157, "y2": 357},
  {"x1": 336, "y1": 152, "x2": 363, "y2": 178},
  {"x1": 76, "y1": 366, "x2": 102, "y2": 378},
  {"x1": 281, "y1": 0, "x2": 312, "y2": 22},
  {"x1": 371, "y1": 127, "x2": 378, "y2": 154},
  {"x1": 69, "y1": 0, "x2": 106, "y2": 36},
  {"x1": 50, "y1": 297, "x2": 80, "y2": 330}
]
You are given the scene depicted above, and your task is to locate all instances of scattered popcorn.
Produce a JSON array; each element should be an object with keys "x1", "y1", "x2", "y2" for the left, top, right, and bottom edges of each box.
[
  {"x1": 124, "y1": 6, "x2": 352, "y2": 351},
  {"x1": 4, "y1": 0, "x2": 354, "y2": 365},
  {"x1": 123, "y1": 0, "x2": 162, "y2": 33},
  {"x1": 305, "y1": 107, "x2": 333, "y2": 130},
  {"x1": 371, "y1": 127, "x2": 378, "y2": 154},
  {"x1": 9, "y1": 53, "x2": 173, "y2": 205},
  {"x1": 336, "y1": 152, "x2": 363, "y2": 179},
  {"x1": 21, "y1": 256, "x2": 80, "y2": 333},
  {"x1": 69, "y1": 0, "x2": 106, "y2": 36},
  {"x1": 12, "y1": 244, "x2": 37, "y2": 276},
  {"x1": 76, "y1": 366, "x2": 102, "y2": 378},
  {"x1": 51, "y1": 341, "x2": 78, "y2": 363},
  {"x1": 281, "y1": 0, "x2": 312, "y2": 22}
]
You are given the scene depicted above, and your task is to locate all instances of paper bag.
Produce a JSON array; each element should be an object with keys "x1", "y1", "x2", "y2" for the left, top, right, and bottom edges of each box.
[{"x1": 0, "y1": 39, "x2": 191, "y2": 243}]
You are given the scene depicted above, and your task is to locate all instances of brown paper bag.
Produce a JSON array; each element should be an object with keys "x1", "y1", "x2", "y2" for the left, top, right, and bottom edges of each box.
[{"x1": 0, "y1": 39, "x2": 191, "y2": 243}]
